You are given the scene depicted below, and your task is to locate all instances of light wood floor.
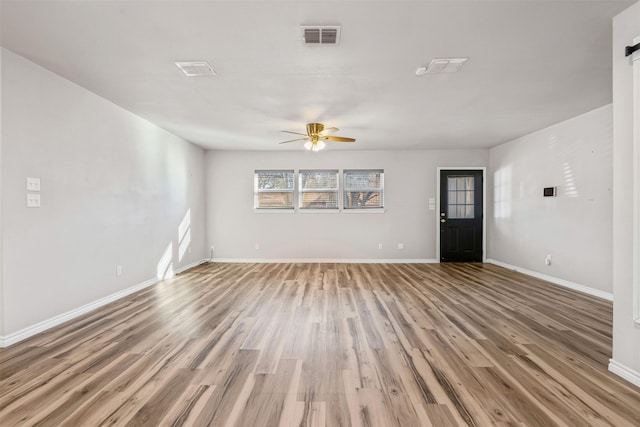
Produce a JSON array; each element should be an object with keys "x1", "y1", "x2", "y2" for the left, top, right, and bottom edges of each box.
[{"x1": 1, "y1": 263, "x2": 639, "y2": 426}]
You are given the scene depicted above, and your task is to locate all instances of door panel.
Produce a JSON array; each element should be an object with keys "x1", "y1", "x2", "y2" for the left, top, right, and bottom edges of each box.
[{"x1": 440, "y1": 170, "x2": 483, "y2": 262}]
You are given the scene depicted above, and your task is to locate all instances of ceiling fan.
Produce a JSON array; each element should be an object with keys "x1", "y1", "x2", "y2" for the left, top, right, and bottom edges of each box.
[{"x1": 279, "y1": 123, "x2": 356, "y2": 151}]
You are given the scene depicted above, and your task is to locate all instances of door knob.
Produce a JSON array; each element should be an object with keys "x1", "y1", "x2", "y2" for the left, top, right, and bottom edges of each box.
[{"x1": 440, "y1": 219, "x2": 446, "y2": 223}]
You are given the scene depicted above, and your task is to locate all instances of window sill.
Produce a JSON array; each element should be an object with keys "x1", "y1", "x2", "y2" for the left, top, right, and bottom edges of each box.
[
  {"x1": 298, "y1": 209, "x2": 340, "y2": 214},
  {"x1": 254, "y1": 209, "x2": 295, "y2": 214},
  {"x1": 342, "y1": 208, "x2": 386, "y2": 214},
  {"x1": 254, "y1": 208, "x2": 386, "y2": 214}
]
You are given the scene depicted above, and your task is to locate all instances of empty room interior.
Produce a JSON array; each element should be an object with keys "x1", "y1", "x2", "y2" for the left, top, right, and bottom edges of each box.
[{"x1": 1, "y1": 1, "x2": 640, "y2": 426}]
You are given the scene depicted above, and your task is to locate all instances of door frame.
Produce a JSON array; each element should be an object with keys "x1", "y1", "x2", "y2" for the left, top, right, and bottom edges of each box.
[
  {"x1": 436, "y1": 167, "x2": 487, "y2": 263},
  {"x1": 632, "y1": 35, "x2": 640, "y2": 324}
]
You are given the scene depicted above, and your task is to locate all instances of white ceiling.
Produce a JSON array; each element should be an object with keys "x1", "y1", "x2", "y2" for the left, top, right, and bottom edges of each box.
[{"x1": 0, "y1": 0, "x2": 633, "y2": 151}]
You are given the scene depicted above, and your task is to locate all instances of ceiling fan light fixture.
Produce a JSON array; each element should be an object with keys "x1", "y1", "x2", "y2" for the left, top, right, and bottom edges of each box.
[
  {"x1": 304, "y1": 140, "x2": 325, "y2": 151},
  {"x1": 280, "y1": 122, "x2": 353, "y2": 150}
]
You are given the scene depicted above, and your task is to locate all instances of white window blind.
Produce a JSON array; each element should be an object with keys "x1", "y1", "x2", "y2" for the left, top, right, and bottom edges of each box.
[
  {"x1": 254, "y1": 170, "x2": 295, "y2": 209},
  {"x1": 299, "y1": 170, "x2": 339, "y2": 209},
  {"x1": 344, "y1": 169, "x2": 384, "y2": 209}
]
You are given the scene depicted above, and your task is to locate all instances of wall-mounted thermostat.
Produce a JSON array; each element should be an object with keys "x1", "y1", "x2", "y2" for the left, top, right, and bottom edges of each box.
[{"x1": 543, "y1": 187, "x2": 557, "y2": 197}]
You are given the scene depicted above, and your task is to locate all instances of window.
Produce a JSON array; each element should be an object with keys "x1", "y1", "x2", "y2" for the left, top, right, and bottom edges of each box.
[
  {"x1": 344, "y1": 169, "x2": 384, "y2": 209},
  {"x1": 447, "y1": 176, "x2": 475, "y2": 219},
  {"x1": 299, "y1": 170, "x2": 339, "y2": 209},
  {"x1": 254, "y1": 170, "x2": 294, "y2": 209}
]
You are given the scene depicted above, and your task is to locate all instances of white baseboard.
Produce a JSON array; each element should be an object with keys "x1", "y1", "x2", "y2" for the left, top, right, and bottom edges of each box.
[
  {"x1": 211, "y1": 258, "x2": 438, "y2": 264},
  {"x1": 609, "y1": 359, "x2": 640, "y2": 388},
  {"x1": 175, "y1": 258, "x2": 208, "y2": 275},
  {"x1": 0, "y1": 258, "x2": 207, "y2": 348},
  {"x1": 486, "y1": 259, "x2": 613, "y2": 301}
]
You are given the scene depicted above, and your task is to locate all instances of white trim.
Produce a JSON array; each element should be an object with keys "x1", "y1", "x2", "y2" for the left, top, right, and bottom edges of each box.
[
  {"x1": 436, "y1": 167, "x2": 487, "y2": 263},
  {"x1": 175, "y1": 258, "x2": 208, "y2": 275},
  {"x1": 633, "y1": 35, "x2": 640, "y2": 324},
  {"x1": 298, "y1": 209, "x2": 340, "y2": 214},
  {"x1": 254, "y1": 209, "x2": 295, "y2": 214},
  {"x1": 340, "y1": 208, "x2": 386, "y2": 214},
  {"x1": 211, "y1": 258, "x2": 437, "y2": 264},
  {"x1": 486, "y1": 259, "x2": 613, "y2": 301},
  {"x1": 608, "y1": 359, "x2": 640, "y2": 388},
  {"x1": 254, "y1": 208, "x2": 386, "y2": 214},
  {"x1": 0, "y1": 258, "x2": 207, "y2": 348}
]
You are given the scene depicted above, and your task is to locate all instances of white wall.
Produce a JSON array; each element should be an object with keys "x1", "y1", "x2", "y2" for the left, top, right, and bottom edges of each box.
[
  {"x1": 488, "y1": 105, "x2": 613, "y2": 294},
  {"x1": 0, "y1": 48, "x2": 4, "y2": 337},
  {"x1": 1, "y1": 49, "x2": 206, "y2": 338},
  {"x1": 611, "y1": 0, "x2": 640, "y2": 384},
  {"x1": 206, "y1": 149, "x2": 488, "y2": 261}
]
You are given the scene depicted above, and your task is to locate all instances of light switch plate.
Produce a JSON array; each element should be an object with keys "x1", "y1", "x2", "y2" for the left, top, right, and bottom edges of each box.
[
  {"x1": 26, "y1": 194, "x2": 41, "y2": 208},
  {"x1": 428, "y1": 197, "x2": 436, "y2": 211},
  {"x1": 26, "y1": 177, "x2": 41, "y2": 192}
]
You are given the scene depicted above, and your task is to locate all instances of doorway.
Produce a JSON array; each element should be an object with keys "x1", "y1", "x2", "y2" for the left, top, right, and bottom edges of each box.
[{"x1": 439, "y1": 169, "x2": 484, "y2": 262}]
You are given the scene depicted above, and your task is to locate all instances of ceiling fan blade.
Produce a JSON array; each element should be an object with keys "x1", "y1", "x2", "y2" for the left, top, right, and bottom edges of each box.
[
  {"x1": 279, "y1": 137, "x2": 310, "y2": 144},
  {"x1": 282, "y1": 130, "x2": 309, "y2": 136},
  {"x1": 320, "y1": 127, "x2": 339, "y2": 136},
  {"x1": 323, "y1": 136, "x2": 356, "y2": 142}
]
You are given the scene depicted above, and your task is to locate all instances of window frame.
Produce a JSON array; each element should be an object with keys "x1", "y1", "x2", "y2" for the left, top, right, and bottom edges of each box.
[
  {"x1": 446, "y1": 176, "x2": 475, "y2": 219},
  {"x1": 343, "y1": 169, "x2": 385, "y2": 210},
  {"x1": 253, "y1": 170, "x2": 295, "y2": 210},
  {"x1": 298, "y1": 169, "x2": 340, "y2": 210}
]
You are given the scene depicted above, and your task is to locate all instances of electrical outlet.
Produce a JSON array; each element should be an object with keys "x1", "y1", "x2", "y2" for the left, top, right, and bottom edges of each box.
[
  {"x1": 398, "y1": 243, "x2": 404, "y2": 250},
  {"x1": 26, "y1": 194, "x2": 41, "y2": 208},
  {"x1": 545, "y1": 254, "x2": 552, "y2": 266},
  {"x1": 26, "y1": 177, "x2": 41, "y2": 191},
  {"x1": 116, "y1": 265, "x2": 122, "y2": 276},
  {"x1": 378, "y1": 243, "x2": 383, "y2": 250},
  {"x1": 255, "y1": 243, "x2": 260, "y2": 250}
]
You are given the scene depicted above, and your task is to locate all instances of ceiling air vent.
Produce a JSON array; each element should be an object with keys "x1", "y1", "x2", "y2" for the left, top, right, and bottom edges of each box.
[
  {"x1": 301, "y1": 26, "x2": 341, "y2": 45},
  {"x1": 175, "y1": 61, "x2": 216, "y2": 77},
  {"x1": 416, "y1": 58, "x2": 468, "y2": 75}
]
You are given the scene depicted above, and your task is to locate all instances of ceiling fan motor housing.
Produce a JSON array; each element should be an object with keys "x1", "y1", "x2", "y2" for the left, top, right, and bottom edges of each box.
[{"x1": 306, "y1": 123, "x2": 324, "y2": 135}]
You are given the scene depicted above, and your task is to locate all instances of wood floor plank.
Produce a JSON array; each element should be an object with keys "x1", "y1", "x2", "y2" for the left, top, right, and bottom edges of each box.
[
  {"x1": 159, "y1": 384, "x2": 216, "y2": 427},
  {"x1": 1, "y1": 262, "x2": 639, "y2": 426},
  {"x1": 234, "y1": 358, "x2": 298, "y2": 427},
  {"x1": 192, "y1": 349, "x2": 260, "y2": 426},
  {"x1": 31, "y1": 353, "x2": 142, "y2": 427}
]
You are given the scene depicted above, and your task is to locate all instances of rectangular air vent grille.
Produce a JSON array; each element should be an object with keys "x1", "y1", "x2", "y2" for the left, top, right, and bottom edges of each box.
[
  {"x1": 175, "y1": 61, "x2": 216, "y2": 77},
  {"x1": 418, "y1": 58, "x2": 468, "y2": 75},
  {"x1": 301, "y1": 26, "x2": 341, "y2": 45}
]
